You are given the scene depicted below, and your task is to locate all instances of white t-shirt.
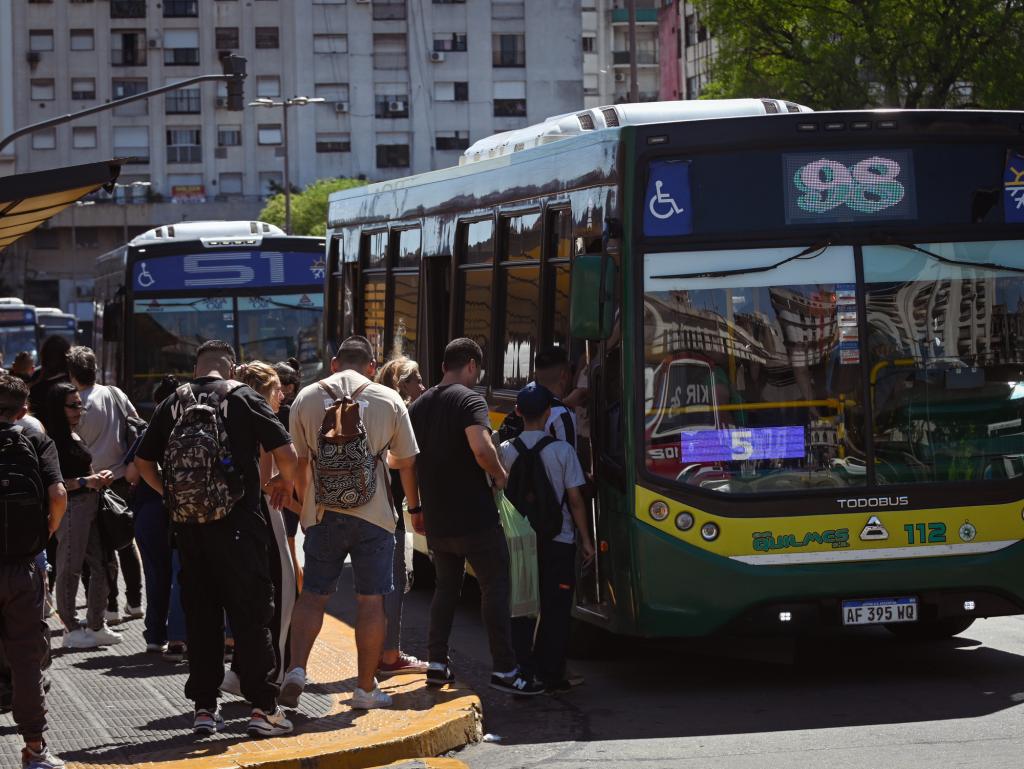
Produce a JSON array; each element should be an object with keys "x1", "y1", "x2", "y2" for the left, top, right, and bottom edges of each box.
[
  {"x1": 499, "y1": 430, "x2": 586, "y2": 544},
  {"x1": 545, "y1": 403, "x2": 578, "y2": 448},
  {"x1": 16, "y1": 414, "x2": 44, "y2": 433},
  {"x1": 77, "y1": 384, "x2": 138, "y2": 479}
]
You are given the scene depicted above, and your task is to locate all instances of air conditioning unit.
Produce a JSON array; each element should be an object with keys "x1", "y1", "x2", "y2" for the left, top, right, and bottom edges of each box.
[
  {"x1": 215, "y1": 96, "x2": 228, "y2": 107},
  {"x1": 614, "y1": 72, "x2": 626, "y2": 82},
  {"x1": 148, "y1": 38, "x2": 161, "y2": 49},
  {"x1": 26, "y1": 51, "x2": 40, "y2": 66},
  {"x1": 387, "y1": 100, "x2": 406, "y2": 113},
  {"x1": 429, "y1": 51, "x2": 445, "y2": 63},
  {"x1": 334, "y1": 101, "x2": 349, "y2": 113}
]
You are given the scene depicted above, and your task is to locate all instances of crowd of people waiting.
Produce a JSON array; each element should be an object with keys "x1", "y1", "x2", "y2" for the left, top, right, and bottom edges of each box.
[{"x1": 0, "y1": 333, "x2": 594, "y2": 767}]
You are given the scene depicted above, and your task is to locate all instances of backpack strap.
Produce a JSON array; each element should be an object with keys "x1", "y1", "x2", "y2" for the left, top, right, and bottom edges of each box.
[
  {"x1": 175, "y1": 383, "x2": 197, "y2": 410},
  {"x1": 548, "y1": 400, "x2": 576, "y2": 447},
  {"x1": 533, "y1": 435, "x2": 559, "y2": 454}
]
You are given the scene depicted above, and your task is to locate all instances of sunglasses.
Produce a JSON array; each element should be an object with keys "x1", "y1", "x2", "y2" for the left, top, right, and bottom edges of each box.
[{"x1": 64, "y1": 402, "x2": 85, "y2": 411}]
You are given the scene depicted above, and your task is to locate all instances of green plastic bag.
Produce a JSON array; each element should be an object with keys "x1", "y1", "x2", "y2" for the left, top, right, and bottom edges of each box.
[{"x1": 497, "y1": 491, "x2": 539, "y2": 618}]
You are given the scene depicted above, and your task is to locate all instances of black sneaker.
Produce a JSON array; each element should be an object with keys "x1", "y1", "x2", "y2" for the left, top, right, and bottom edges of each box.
[
  {"x1": 544, "y1": 679, "x2": 572, "y2": 695},
  {"x1": 490, "y1": 671, "x2": 545, "y2": 696},
  {"x1": 426, "y1": 664, "x2": 455, "y2": 687}
]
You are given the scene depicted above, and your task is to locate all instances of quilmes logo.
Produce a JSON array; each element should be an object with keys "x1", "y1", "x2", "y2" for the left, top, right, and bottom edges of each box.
[
  {"x1": 752, "y1": 529, "x2": 850, "y2": 552},
  {"x1": 836, "y1": 496, "x2": 909, "y2": 510}
]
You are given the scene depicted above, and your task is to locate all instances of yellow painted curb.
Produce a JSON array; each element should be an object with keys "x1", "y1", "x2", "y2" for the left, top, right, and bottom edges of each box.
[{"x1": 69, "y1": 615, "x2": 482, "y2": 769}]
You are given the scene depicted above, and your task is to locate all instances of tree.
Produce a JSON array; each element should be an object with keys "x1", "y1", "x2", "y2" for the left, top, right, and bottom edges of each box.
[
  {"x1": 697, "y1": 0, "x2": 1024, "y2": 109},
  {"x1": 258, "y1": 177, "x2": 368, "y2": 236}
]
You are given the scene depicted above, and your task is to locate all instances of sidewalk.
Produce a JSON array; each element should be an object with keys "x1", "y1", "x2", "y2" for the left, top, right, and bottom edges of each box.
[{"x1": 0, "y1": 609, "x2": 481, "y2": 769}]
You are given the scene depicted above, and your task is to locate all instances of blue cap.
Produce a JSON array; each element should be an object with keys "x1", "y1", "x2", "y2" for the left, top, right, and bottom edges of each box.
[{"x1": 515, "y1": 382, "x2": 553, "y2": 418}]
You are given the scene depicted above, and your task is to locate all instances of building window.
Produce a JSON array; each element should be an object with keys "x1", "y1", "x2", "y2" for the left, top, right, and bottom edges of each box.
[
  {"x1": 492, "y1": 34, "x2": 525, "y2": 67},
  {"x1": 114, "y1": 125, "x2": 150, "y2": 162},
  {"x1": 435, "y1": 131, "x2": 469, "y2": 151},
  {"x1": 215, "y1": 27, "x2": 239, "y2": 50},
  {"x1": 70, "y1": 29, "x2": 95, "y2": 51},
  {"x1": 257, "y1": 124, "x2": 282, "y2": 145},
  {"x1": 373, "y1": 34, "x2": 407, "y2": 69},
  {"x1": 376, "y1": 144, "x2": 409, "y2": 168},
  {"x1": 31, "y1": 129, "x2": 56, "y2": 150},
  {"x1": 493, "y1": 81, "x2": 526, "y2": 117},
  {"x1": 434, "y1": 81, "x2": 468, "y2": 101},
  {"x1": 74, "y1": 227, "x2": 100, "y2": 248},
  {"x1": 217, "y1": 125, "x2": 242, "y2": 146},
  {"x1": 163, "y1": 0, "x2": 198, "y2": 17},
  {"x1": 433, "y1": 33, "x2": 467, "y2": 52},
  {"x1": 164, "y1": 30, "x2": 200, "y2": 65},
  {"x1": 374, "y1": 93, "x2": 409, "y2": 118},
  {"x1": 684, "y1": 13, "x2": 696, "y2": 46},
  {"x1": 166, "y1": 128, "x2": 201, "y2": 163},
  {"x1": 316, "y1": 132, "x2": 351, "y2": 153},
  {"x1": 256, "y1": 76, "x2": 281, "y2": 98},
  {"x1": 33, "y1": 230, "x2": 59, "y2": 250},
  {"x1": 71, "y1": 78, "x2": 96, "y2": 100},
  {"x1": 219, "y1": 172, "x2": 243, "y2": 195},
  {"x1": 113, "y1": 78, "x2": 147, "y2": 115},
  {"x1": 313, "y1": 34, "x2": 348, "y2": 53},
  {"x1": 29, "y1": 30, "x2": 54, "y2": 52},
  {"x1": 373, "y1": 2, "x2": 406, "y2": 20},
  {"x1": 112, "y1": 30, "x2": 146, "y2": 66},
  {"x1": 110, "y1": 0, "x2": 146, "y2": 18},
  {"x1": 313, "y1": 0, "x2": 346, "y2": 4},
  {"x1": 165, "y1": 86, "x2": 201, "y2": 113},
  {"x1": 30, "y1": 79, "x2": 55, "y2": 101},
  {"x1": 255, "y1": 27, "x2": 279, "y2": 48},
  {"x1": 685, "y1": 75, "x2": 699, "y2": 100},
  {"x1": 582, "y1": 35, "x2": 595, "y2": 53}
]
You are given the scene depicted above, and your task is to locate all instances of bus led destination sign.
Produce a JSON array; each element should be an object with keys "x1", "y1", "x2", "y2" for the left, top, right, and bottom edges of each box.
[
  {"x1": 132, "y1": 251, "x2": 327, "y2": 293},
  {"x1": 681, "y1": 426, "x2": 806, "y2": 463},
  {"x1": 783, "y1": 149, "x2": 917, "y2": 225}
]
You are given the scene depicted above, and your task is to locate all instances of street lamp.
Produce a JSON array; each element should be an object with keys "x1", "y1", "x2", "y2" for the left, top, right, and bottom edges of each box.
[
  {"x1": 248, "y1": 96, "x2": 326, "y2": 234},
  {"x1": 112, "y1": 180, "x2": 152, "y2": 243}
]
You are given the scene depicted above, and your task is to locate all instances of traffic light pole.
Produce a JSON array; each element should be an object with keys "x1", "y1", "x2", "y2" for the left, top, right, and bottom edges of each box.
[{"x1": 0, "y1": 56, "x2": 246, "y2": 156}]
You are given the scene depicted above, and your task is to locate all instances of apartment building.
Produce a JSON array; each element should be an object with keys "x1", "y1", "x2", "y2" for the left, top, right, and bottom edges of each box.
[
  {"x1": 582, "y1": 0, "x2": 660, "y2": 109},
  {"x1": 3, "y1": 0, "x2": 583, "y2": 310}
]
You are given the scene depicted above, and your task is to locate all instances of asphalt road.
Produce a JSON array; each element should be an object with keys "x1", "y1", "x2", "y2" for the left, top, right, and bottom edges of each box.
[{"x1": 329, "y1": 572, "x2": 1024, "y2": 769}]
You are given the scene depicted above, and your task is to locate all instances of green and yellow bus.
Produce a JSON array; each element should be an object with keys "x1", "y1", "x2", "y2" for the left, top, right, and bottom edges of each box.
[{"x1": 325, "y1": 99, "x2": 1024, "y2": 640}]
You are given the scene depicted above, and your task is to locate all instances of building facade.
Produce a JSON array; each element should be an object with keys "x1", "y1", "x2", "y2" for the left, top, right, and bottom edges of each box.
[
  {"x1": 583, "y1": 0, "x2": 661, "y2": 109},
  {"x1": 4, "y1": 0, "x2": 583, "y2": 311}
]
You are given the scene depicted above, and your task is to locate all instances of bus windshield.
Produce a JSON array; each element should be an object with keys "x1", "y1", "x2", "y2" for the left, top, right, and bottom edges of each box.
[
  {"x1": 642, "y1": 240, "x2": 1024, "y2": 493},
  {"x1": 237, "y1": 293, "x2": 324, "y2": 378},
  {"x1": 0, "y1": 326, "x2": 38, "y2": 365}
]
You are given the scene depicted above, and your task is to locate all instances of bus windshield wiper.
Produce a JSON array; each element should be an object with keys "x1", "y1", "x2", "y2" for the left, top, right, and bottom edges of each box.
[
  {"x1": 893, "y1": 242, "x2": 1024, "y2": 275},
  {"x1": 650, "y1": 242, "x2": 831, "y2": 281}
]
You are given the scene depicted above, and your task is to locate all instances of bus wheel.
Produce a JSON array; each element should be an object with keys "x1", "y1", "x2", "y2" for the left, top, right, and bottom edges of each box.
[
  {"x1": 885, "y1": 617, "x2": 975, "y2": 640},
  {"x1": 411, "y1": 550, "x2": 435, "y2": 591}
]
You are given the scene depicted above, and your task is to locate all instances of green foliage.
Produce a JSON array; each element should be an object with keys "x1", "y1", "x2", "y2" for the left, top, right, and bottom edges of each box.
[
  {"x1": 258, "y1": 177, "x2": 369, "y2": 236},
  {"x1": 698, "y1": 0, "x2": 1024, "y2": 109}
]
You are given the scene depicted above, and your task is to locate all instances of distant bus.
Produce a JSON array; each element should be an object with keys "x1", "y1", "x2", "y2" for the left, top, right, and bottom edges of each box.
[
  {"x1": 0, "y1": 300, "x2": 37, "y2": 366},
  {"x1": 95, "y1": 221, "x2": 326, "y2": 412},
  {"x1": 35, "y1": 307, "x2": 77, "y2": 347}
]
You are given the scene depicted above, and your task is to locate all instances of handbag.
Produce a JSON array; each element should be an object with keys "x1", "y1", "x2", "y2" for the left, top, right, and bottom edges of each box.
[{"x1": 98, "y1": 488, "x2": 135, "y2": 551}]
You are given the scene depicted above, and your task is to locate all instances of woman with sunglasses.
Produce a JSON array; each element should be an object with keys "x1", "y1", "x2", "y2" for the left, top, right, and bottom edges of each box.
[{"x1": 41, "y1": 383, "x2": 118, "y2": 649}]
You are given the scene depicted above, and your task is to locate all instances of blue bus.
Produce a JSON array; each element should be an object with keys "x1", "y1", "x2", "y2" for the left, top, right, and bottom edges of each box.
[
  {"x1": 0, "y1": 299, "x2": 38, "y2": 366},
  {"x1": 95, "y1": 221, "x2": 326, "y2": 411}
]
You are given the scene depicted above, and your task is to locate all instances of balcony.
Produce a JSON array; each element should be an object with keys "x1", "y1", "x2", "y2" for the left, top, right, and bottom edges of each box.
[
  {"x1": 111, "y1": 48, "x2": 147, "y2": 66},
  {"x1": 611, "y1": 8, "x2": 658, "y2": 23},
  {"x1": 163, "y1": 0, "x2": 198, "y2": 17},
  {"x1": 111, "y1": 0, "x2": 146, "y2": 18},
  {"x1": 373, "y1": 2, "x2": 407, "y2": 20},
  {"x1": 612, "y1": 49, "x2": 658, "y2": 66}
]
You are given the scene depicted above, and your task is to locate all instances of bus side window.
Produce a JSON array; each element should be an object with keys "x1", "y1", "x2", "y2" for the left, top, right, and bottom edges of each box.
[
  {"x1": 360, "y1": 231, "x2": 388, "y2": 363},
  {"x1": 392, "y1": 228, "x2": 421, "y2": 361},
  {"x1": 456, "y1": 220, "x2": 495, "y2": 388},
  {"x1": 499, "y1": 212, "x2": 542, "y2": 390},
  {"x1": 546, "y1": 207, "x2": 573, "y2": 351}
]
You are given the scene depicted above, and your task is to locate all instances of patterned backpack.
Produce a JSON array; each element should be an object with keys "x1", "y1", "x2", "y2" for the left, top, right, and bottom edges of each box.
[
  {"x1": 163, "y1": 380, "x2": 246, "y2": 525},
  {"x1": 313, "y1": 380, "x2": 380, "y2": 509}
]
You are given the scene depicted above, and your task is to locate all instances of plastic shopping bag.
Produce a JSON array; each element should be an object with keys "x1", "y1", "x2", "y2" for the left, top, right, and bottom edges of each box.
[{"x1": 497, "y1": 491, "x2": 539, "y2": 618}]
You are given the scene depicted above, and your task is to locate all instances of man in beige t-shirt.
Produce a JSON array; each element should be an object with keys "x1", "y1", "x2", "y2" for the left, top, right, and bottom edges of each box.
[{"x1": 277, "y1": 336, "x2": 419, "y2": 711}]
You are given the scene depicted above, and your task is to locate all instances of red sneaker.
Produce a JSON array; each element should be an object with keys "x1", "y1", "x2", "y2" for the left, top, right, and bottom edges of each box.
[{"x1": 378, "y1": 652, "x2": 429, "y2": 675}]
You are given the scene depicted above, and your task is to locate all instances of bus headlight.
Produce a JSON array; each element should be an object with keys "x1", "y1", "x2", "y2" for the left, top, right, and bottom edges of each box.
[
  {"x1": 674, "y1": 511, "x2": 694, "y2": 531},
  {"x1": 700, "y1": 522, "x2": 720, "y2": 542},
  {"x1": 648, "y1": 501, "x2": 670, "y2": 522}
]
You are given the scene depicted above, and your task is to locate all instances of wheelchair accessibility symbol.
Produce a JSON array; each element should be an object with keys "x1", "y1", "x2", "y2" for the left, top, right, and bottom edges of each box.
[
  {"x1": 648, "y1": 180, "x2": 686, "y2": 220},
  {"x1": 136, "y1": 262, "x2": 155, "y2": 288}
]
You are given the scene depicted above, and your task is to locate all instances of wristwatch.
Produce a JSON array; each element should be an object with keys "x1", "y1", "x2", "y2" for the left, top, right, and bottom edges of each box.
[
  {"x1": 408, "y1": 505, "x2": 423, "y2": 515},
  {"x1": 76, "y1": 477, "x2": 87, "y2": 489}
]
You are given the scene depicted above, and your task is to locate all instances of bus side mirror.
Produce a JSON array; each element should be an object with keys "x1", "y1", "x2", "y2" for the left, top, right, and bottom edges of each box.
[
  {"x1": 102, "y1": 301, "x2": 122, "y2": 342},
  {"x1": 570, "y1": 254, "x2": 617, "y2": 340}
]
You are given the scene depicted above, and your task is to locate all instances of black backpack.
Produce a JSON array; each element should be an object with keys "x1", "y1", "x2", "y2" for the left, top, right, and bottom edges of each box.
[
  {"x1": 0, "y1": 426, "x2": 48, "y2": 561},
  {"x1": 497, "y1": 410, "x2": 524, "y2": 444},
  {"x1": 505, "y1": 435, "x2": 564, "y2": 541}
]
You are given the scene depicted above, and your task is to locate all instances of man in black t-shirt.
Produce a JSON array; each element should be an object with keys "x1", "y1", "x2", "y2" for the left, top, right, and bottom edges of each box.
[
  {"x1": 409, "y1": 338, "x2": 543, "y2": 696},
  {"x1": 0, "y1": 375, "x2": 67, "y2": 769},
  {"x1": 135, "y1": 341, "x2": 299, "y2": 738}
]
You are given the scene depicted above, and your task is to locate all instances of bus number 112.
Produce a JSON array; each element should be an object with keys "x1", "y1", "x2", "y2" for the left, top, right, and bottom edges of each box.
[{"x1": 903, "y1": 522, "x2": 946, "y2": 545}]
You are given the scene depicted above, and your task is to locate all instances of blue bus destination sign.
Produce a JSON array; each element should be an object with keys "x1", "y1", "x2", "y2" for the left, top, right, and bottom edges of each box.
[{"x1": 132, "y1": 250, "x2": 327, "y2": 293}]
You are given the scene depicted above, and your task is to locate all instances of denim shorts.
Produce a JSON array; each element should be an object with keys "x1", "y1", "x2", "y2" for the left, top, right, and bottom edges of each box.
[{"x1": 303, "y1": 511, "x2": 395, "y2": 596}]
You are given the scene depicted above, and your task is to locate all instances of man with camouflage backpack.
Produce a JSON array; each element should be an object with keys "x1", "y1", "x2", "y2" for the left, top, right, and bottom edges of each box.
[{"x1": 134, "y1": 341, "x2": 298, "y2": 738}]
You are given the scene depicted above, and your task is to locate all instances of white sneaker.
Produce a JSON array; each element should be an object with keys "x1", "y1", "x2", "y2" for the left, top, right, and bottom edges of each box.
[
  {"x1": 124, "y1": 604, "x2": 144, "y2": 620},
  {"x1": 146, "y1": 642, "x2": 168, "y2": 653},
  {"x1": 278, "y1": 667, "x2": 305, "y2": 709},
  {"x1": 89, "y1": 624, "x2": 123, "y2": 646},
  {"x1": 62, "y1": 628, "x2": 99, "y2": 650},
  {"x1": 247, "y1": 707, "x2": 293, "y2": 737},
  {"x1": 103, "y1": 609, "x2": 122, "y2": 626},
  {"x1": 193, "y1": 707, "x2": 225, "y2": 735},
  {"x1": 220, "y1": 668, "x2": 242, "y2": 697},
  {"x1": 351, "y1": 682, "x2": 392, "y2": 710}
]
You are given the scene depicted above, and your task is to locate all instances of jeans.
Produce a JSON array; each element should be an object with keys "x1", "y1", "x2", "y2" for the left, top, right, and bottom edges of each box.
[
  {"x1": 0, "y1": 561, "x2": 48, "y2": 741},
  {"x1": 511, "y1": 540, "x2": 576, "y2": 684},
  {"x1": 383, "y1": 518, "x2": 406, "y2": 651},
  {"x1": 56, "y1": 492, "x2": 108, "y2": 632},
  {"x1": 427, "y1": 524, "x2": 516, "y2": 673},
  {"x1": 175, "y1": 518, "x2": 278, "y2": 712},
  {"x1": 133, "y1": 493, "x2": 185, "y2": 645}
]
